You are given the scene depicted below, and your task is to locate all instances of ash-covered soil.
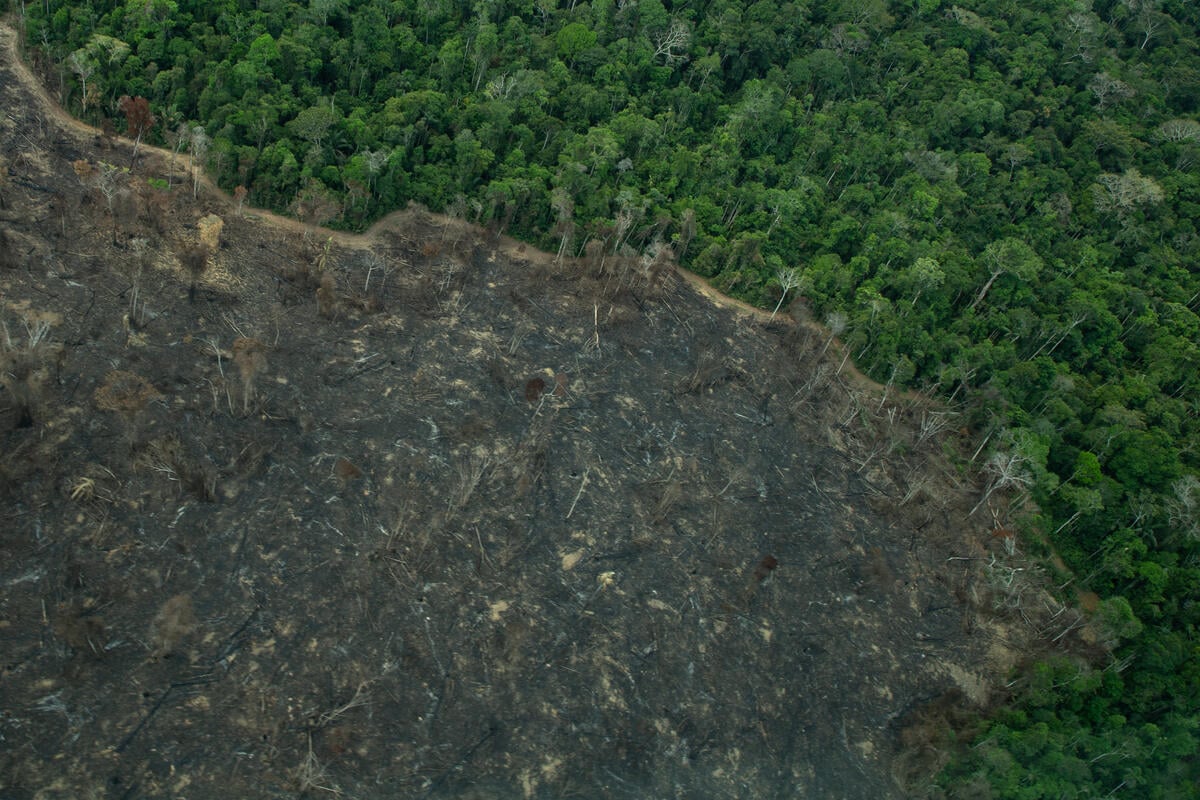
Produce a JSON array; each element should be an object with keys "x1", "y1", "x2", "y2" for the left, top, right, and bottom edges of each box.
[{"x1": 1, "y1": 23, "x2": 1032, "y2": 800}]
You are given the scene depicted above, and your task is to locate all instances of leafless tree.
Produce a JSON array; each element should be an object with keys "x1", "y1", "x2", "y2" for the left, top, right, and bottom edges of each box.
[
  {"x1": 1091, "y1": 169, "x2": 1164, "y2": 232},
  {"x1": 916, "y1": 410, "x2": 956, "y2": 447},
  {"x1": 166, "y1": 122, "x2": 190, "y2": 188},
  {"x1": 1167, "y1": 475, "x2": 1200, "y2": 543},
  {"x1": 231, "y1": 337, "x2": 267, "y2": 414},
  {"x1": 821, "y1": 311, "x2": 848, "y2": 356},
  {"x1": 770, "y1": 267, "x2": 802, "y2": 321},
  {"x1": 316, "y1": 271, "x2": 337, "y2": 318},
  {"x1": 1062, "y1": 11, "x2": 1100, "y2": 62},
  {"x1": 188, "y1": 125, "x2": 209, "y2": 199},
  {"x1": 677, "y1": 208, "x2": 696, "y2": 260},
  {"x1": 1123, "y1": 0, "x2": 1168, "y2": 50},
  {"x1": 971, "y1": 444, "x2": 1034, "y2": 517},
  {"x1": 550, "y1": 187, "x2": 574, "y2": 265},
  {"x1": 1088, "y1": 72, "x2": 1135, "y2": 109},
  {"x1": 179, "y1": 243, "x2": 210, "y2": 303},
  {"x1": 1, "y1": 316, "x2": 56, "y2": 427},
  {"x1": 653, "y1": 19, "x2": 691, "y2": 66},
  {"x1": 363, "y1": 149, "x2": 388, "y2": 196},
  {"x1": 1155, "y1": 119, "x2": 1200, "y2": 143},
  {"x1": 75, "y1": 161, "x2": 128, "y2": 244},
  {"x1": 67, "y1": 50, "x2": 96, "y2": 112}
]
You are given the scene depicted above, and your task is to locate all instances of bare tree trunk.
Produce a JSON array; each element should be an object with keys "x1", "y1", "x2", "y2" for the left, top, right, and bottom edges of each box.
[{"x1": 969, "y1": 268, "x2": 1003, "y2": 311}]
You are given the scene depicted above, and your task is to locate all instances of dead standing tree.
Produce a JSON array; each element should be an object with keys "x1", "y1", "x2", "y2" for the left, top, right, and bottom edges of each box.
[
  {"x1": 970, "y1": 444, "x2": 1035, "y2": 518},
  {"x1": 118, "y1": 95, "x2": 156, "y2": 166},
  {"x1": 167, "y1": 122, "x2": 189, "y2": 188},
  {"x1": 770, "y1": 266, "x2": 802, "y2": 322},
  {"x1": 231, "y1": 337, "x2": 267, "y2": 414},
  {"x1": 316, "y1": 271, "x2": 337, "y2": 318},
  {"x1": 73, "y1": 159, "x2": 129, "y2": 245},
  {"x1": 550, "y1": 187, "x2": 574, "y2": 265},
  {"x1": 179, "y1": 243, "x2": 210, "y2": 302},
  {"x1": 1, "y1": 316, "x2": 59, "y2": 429},
  {"x1": 188, "y1": 125, "x2": 209, "y2": 199},
  {"x1": 653, "y1": 18, "x2": 691, "y2": 66}
]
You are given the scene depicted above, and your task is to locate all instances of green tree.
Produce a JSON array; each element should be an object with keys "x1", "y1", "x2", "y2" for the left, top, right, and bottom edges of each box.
[
  {"x1": 969, "y1": 238, "x2": 1043, "y2": 312},
  {"x1": 288, "y1": 104, "x2": 338, "y2": 152},
  {"x1": 557, "y1": 22, "x2": 597, "y2": 67}
]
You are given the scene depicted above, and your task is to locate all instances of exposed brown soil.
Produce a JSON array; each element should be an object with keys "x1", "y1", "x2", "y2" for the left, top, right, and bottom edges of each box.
[{"x1": 0, "y1": 21, "x2": 1055, "y2": 800}]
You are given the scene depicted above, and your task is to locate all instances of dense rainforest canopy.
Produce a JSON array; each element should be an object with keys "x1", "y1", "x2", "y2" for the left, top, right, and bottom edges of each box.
[{"x1": 15, "y1": 0, "x2": 1200, "y2": 795}]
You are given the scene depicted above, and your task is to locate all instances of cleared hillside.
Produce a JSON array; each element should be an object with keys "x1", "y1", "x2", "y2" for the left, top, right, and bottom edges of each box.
[{"x1": 0, "y1": 21, "x2": 1062, "y2": 799}]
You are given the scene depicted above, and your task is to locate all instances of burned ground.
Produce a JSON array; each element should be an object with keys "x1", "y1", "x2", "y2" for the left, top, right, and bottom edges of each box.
[{"x1": 0, "y1": 23, "x2": 1051, "y2": 800}]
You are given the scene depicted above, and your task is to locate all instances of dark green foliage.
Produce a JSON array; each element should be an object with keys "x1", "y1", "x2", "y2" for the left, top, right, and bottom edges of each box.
[{"x1": 22, "y1": 0, "x2": 1200, "y2": 794}]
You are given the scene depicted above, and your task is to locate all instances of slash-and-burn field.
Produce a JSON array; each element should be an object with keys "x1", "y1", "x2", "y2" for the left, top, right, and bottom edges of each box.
[{"x1": 0, "y1": 22, "x2": 1075, "y2": 799}]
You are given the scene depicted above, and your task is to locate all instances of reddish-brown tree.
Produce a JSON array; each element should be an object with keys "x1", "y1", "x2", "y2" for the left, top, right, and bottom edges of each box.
[{"x1": 118, "y1": 95, "x2": 156, "y2": 164}]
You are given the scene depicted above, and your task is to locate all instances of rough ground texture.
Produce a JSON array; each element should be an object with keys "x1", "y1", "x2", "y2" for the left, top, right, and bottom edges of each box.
[{"x1": 0, "y1": 22, "x2": 1033, "y2": 800}]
